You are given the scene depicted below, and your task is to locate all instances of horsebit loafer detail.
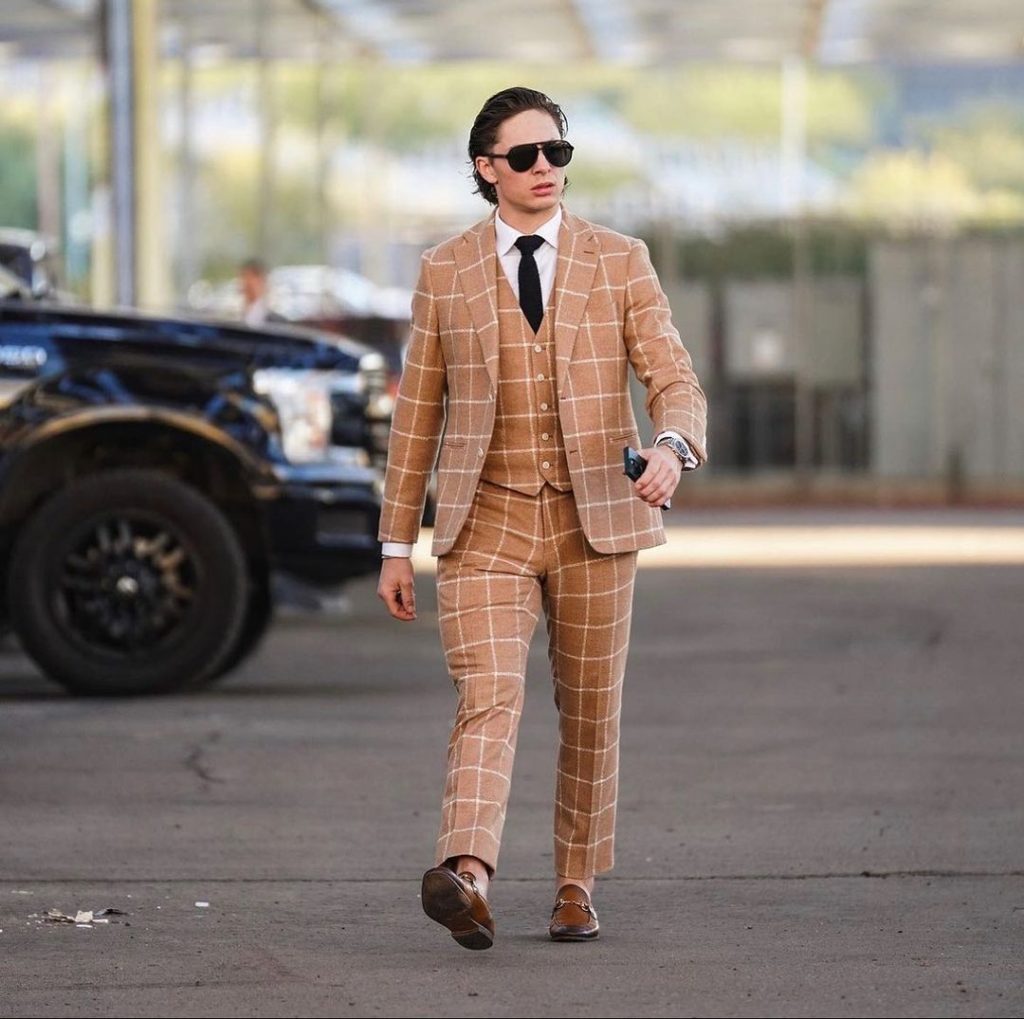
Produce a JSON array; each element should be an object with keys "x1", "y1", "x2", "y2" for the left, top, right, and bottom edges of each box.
[
  {"x1": 549, "y1": 883, "x2": 600, "y2": 941},
  {"x1": 420, "y1": 865, "x2": 495, "y2": 950}
]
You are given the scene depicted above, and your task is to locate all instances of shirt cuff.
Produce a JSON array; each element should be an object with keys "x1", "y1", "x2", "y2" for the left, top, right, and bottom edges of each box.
[
  {"x1": 654, "y1": 429, "x2": 686, "y2": 446},
  {"x1": 381, "y1": 541, "x2": 415, "y2": 557},
  {"x1": 654, "y1": 430, "x2": 701, "y2": 470}
]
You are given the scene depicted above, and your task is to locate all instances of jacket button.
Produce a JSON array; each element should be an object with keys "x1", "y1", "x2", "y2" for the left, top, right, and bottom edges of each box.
[
  {"x1": 540, "y1": 402, "x2": 548, "y2": 410},
  {"x1": 542, "y1": 460, "x2": 550, "y2": 469}
]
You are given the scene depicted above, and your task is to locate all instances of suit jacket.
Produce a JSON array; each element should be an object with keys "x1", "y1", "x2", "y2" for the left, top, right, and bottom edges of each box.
[{"x1": 377, "y1": 205, "x2": 708, "y2": 557}]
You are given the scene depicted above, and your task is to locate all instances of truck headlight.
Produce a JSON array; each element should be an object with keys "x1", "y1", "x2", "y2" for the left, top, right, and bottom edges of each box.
[{"x1": 253, "y1": 368, "x2": 333, "y2": 463}]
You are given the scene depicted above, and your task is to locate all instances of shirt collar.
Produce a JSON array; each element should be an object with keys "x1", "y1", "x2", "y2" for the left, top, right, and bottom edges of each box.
[{"x1": 494, "y1": 205, "x2": 562, "y2": 257}]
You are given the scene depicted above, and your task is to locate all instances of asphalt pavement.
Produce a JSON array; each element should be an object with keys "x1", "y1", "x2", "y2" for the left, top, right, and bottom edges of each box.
[{"x1": 1, "y1": 508, "x2": 1022, "y2": 1018}]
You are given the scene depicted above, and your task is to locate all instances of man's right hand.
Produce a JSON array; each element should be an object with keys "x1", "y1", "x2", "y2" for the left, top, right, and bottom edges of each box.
[{"x1": 377, "y1": 557, "x2": 416, "y2": 621}]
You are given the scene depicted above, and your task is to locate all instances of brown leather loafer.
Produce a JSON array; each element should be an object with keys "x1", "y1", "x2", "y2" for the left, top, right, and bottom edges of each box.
[
  {"x1": 549, "y1": 883, "x2": 599, "y2": 941},
  {"x1": 421, "y1": 864, "x2": 495, "y2": 950}
]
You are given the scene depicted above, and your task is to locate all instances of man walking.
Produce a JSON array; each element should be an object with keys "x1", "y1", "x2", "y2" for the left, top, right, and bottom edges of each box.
[{"x1": 377, "y1": 86, "x2": 707, "y2": 949}]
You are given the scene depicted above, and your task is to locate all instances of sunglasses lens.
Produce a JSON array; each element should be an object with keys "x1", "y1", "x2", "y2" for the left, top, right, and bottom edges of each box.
[
  {"x1": 500, "y1": 141, "x2": 574, "y2": 172},
  {"x1": 506, "y1": 144, "x2": 539, "y2": 172},
  {"x1": 544, "y1": 141, "x2": 573, "y2": 167}
]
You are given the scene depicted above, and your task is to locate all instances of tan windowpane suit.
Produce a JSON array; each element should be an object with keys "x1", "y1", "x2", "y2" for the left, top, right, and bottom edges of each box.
[{"x1": 379, "y1": 204, "x2": 707, "y2": 879}]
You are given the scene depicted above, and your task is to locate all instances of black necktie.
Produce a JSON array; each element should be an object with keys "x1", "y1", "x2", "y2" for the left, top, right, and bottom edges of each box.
[{"x1": 514, "y1": 235, "x2": 544, "y2": 334}]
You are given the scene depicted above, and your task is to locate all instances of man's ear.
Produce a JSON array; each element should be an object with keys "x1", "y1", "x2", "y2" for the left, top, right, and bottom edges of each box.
[{"x1": 475, "y1": 155, "x2": 498, "y2": 185}]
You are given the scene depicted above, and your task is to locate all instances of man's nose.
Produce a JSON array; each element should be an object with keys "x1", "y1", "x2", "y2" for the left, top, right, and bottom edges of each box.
[{"x1": 533, "y1": 148, "x2": 553, "y2": 171}]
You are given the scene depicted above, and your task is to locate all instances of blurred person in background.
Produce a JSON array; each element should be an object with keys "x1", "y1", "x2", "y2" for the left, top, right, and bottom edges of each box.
[
  {"x1": 377, "y1": 86, "x2": 708, "y2": 948},
  {"x1": 238, "y1": 257, "x2": 285, "y2": 326}
]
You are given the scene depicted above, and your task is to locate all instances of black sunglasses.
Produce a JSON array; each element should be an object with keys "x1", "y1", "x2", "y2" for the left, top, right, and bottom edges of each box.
[{"x1": 484, "y1": 140, "x2": 574, "y2": 173}]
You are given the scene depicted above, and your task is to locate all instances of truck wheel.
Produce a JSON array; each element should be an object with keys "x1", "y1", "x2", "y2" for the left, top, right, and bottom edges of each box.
[
  {"x1": 199, "y1": 575, "x2": 274, "y2": 685},
  {"x1": 8, "y1": 469, "x2": 249, "y2": 696}
]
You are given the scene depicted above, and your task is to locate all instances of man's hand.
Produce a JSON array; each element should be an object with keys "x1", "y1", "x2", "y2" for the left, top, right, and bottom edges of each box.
[
  {"x1": 377, "y1": 557, "x2": 417, "y2": 621},
  {"x1": 632, "y1": 445, "x2": 682, "y2": 508}
]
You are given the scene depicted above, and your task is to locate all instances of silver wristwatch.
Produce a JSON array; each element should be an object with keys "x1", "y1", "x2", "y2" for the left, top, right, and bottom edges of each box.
[{"x1": 655, "y1": 435, "x2": 700, "y2": 470}]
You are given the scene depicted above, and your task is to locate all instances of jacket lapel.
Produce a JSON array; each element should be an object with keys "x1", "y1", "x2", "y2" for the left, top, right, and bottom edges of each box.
[
  {"x1": 453, "y1": 211, "x2": 501, "y2": 390},
  {"x1": 552, "y1": 208, "x2": 598, "y2": 392}
]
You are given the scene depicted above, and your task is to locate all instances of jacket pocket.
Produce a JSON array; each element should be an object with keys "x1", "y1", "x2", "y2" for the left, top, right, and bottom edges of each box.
[{"x1": 442, "y1": 436, "x2": 467, "y2": 448}]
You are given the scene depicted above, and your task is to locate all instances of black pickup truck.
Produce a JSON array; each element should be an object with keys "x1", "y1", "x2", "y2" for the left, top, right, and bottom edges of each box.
[{"x1": 0, "y1": 266, "x2": 388, "y2": 696}]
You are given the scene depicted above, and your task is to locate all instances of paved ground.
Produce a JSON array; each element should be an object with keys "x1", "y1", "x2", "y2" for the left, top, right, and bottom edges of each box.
[{"x1": 1, "y1": 509, "x2": 1022, "y2": 1018}]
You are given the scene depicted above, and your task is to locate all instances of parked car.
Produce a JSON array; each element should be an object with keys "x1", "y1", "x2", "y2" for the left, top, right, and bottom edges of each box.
[
  {"x1": 188, "y1": 263, "x2": 411, "y2": 405},
  {"x1": 0, "y1": 228, "x2": 71, "y2": 302},
  {"x1": 0, "y1": 265, "x2": 388, "y2": 696},
  {"x1": 189, "y1": 262, "x2": 412, "y2": 328}
]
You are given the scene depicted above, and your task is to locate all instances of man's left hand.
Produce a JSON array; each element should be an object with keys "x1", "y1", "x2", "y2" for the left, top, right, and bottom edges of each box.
[{"x1": 632, "y1": 445, "x2": 682, "y2": 508}]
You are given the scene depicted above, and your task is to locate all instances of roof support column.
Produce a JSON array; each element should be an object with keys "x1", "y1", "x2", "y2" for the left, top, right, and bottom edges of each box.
[{"x1": 103, "y1": 0, "x2": 166, "y2": 309}]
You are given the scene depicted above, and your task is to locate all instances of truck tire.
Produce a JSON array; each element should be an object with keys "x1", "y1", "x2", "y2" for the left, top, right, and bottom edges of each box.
[
  {"x1": 8, "y1": 468, "x2": 250, "y2": 695},
  {"x1": 199, "y1": 575, "x2": 274, "y2": 686}
]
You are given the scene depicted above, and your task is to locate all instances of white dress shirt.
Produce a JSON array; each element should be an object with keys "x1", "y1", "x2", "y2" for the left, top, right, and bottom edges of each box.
[
  {"x1": 243, "y1": 296, "x2": 270, "y2": 326},
  {"x1": 381, "y1": 208, "x2": 696, "y2": 557},
  {"x1": 494, "y1": 206, "x2": 561, "y2": 308}
]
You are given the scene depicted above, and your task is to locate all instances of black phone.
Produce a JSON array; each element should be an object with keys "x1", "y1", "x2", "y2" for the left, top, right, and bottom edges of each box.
[
  {"x1": 622, "y1": 445, "x2": 646, "y2": 482},
  {"x1": 622, "y1": 445, "x2": 670, "y2": 511}
]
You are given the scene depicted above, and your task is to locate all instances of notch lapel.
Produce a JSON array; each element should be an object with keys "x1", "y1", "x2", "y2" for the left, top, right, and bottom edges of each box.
[
  {"x1": 552, "y1": 209, "x2": 599, "y2": 392},
  {"x1": 453, "y1": 212, "x2": 500, "y2": 391}
]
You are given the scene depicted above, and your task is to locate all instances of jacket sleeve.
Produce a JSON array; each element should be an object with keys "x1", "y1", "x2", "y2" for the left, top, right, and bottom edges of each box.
[
  {"x1": 377, "y1": 252, "x2": 448, "y2": 544},
  {"x1": 622, "y1": 237, "x2": 709, "y2": 463}
]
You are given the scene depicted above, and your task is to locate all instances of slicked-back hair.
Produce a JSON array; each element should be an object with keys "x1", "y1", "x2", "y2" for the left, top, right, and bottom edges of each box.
[{"x1": 468, "y1": 87, "x2": 569, "y2": 205}]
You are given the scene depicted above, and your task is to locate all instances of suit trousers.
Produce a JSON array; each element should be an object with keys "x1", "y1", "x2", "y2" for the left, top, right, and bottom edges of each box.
[{"x1": 432, "y1": 477, "x2": 639, "y2": 881}]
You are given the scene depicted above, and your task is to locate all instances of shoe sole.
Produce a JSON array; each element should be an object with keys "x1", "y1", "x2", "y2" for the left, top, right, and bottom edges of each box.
[
  {"x1": 550, "y1": 927, "x2": 600, "y2": 941},
  {"x1": 421, "y1": 869, "x2": 494, "y2": 950}
]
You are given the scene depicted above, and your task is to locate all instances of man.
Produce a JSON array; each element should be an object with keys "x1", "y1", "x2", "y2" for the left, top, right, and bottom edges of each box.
[
  {"x1": 237, "y1": 257, "x2": 285, "y2": 326},
  {"x1": 376, "y1": 86, "x2": 707, "y2": 949}
]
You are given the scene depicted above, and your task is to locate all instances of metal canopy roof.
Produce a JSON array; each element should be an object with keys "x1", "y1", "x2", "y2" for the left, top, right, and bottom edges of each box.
[{"x1": 1, "y1": 0, "x2": 1022, "y2": 64}]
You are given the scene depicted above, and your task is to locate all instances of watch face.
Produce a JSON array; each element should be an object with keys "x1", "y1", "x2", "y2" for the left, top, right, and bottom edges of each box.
[
  {"x1": 656, "y1": 435, "x2": 698, "y2": 466},
  {"x1": 665, "y1": 438, "x2": 696, "y2": 467}
]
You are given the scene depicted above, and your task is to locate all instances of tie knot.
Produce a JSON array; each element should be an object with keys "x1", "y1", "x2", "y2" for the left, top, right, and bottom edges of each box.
[{"x1": 515, "y1": 235, "x2": 544, "y2": 256}]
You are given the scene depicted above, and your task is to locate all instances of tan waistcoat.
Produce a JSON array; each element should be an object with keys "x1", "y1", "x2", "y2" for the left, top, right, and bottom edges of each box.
[{"x1": 478, "y1": 264, "x2": 573, "y2": 494}]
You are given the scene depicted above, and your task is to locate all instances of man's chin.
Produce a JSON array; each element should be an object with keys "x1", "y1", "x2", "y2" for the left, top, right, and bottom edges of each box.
[
  {"x1": 527, "y1": 191, "x2": 562, "y2": 212},
  {"x1": 497, "y1": 190, "x2": 562, "y2": 222}
]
